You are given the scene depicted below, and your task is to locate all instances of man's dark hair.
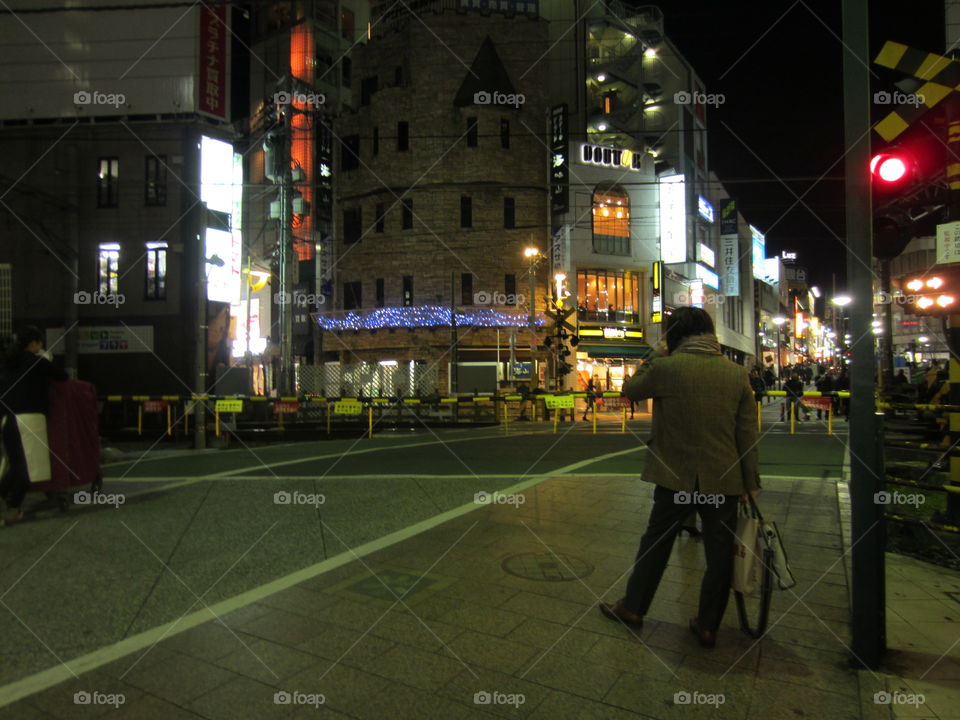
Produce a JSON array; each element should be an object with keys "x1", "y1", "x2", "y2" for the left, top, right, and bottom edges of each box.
[
  {"x1": 664, "y1": 306, "x2": 715, "y2": 353},
  {"x1": 13, "y1": 325, "x2": 43, "y2": 351}
]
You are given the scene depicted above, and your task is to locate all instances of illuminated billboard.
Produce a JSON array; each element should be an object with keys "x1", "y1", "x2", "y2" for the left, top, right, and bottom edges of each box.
[
  {"x1": 659, "y1": 174, "x2": 686, "y2": 263},
  {"x1": 696, "y1": 263, "x2": 719, "y2": 289},
  {"x1": 200, "y1": 135, "x2": 243, "y2": 303},
  {"x1": 750, "y1": 225, "x2": 766, "y2": 279}
]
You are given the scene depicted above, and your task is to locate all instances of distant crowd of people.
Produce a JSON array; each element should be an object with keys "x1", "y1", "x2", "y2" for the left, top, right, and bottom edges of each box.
[{"x1": 746, "y1": 362, "x2": 851, "y2": 422}]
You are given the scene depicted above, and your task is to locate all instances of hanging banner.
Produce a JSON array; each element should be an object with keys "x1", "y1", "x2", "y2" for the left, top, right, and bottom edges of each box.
[
  {"x1": 550, "y1": 104, "x2": 569, "y2": 214},
  {"x1": 721, "y1": 234, "x2": 740, "y2": 297},
  {"x1": 198, "y1": 4, "x2": 229, "y2": 120},
  {"x1": 552, "y1": 224, "x2": 570, "y2": 275}
]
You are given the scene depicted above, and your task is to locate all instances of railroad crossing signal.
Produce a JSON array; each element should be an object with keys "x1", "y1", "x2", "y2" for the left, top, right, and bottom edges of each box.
[
  {"x1": 873, "y1": 40, "x2": 959, "y2": 142},
  {"x1": 543, "y1": 305, "x2": 576, "y2": 334}
]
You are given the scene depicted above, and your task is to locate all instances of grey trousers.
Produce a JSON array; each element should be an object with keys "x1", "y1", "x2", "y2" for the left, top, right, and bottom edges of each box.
[{"x1": 621, "y1": 483, "x2": 740, "y2": 632}]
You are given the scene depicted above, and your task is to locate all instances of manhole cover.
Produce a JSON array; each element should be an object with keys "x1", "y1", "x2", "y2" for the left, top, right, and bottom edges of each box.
[{"x1": 502, "y1": 552, "x2": 593, "y2": 581}]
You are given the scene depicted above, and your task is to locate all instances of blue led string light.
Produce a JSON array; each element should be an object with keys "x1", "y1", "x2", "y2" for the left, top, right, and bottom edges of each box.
[{"x1": 315, "y1": 305, "x2": 546, "y2": 331}]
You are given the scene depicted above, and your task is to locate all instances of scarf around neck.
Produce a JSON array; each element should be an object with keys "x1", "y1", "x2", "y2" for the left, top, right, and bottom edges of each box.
[{"x1": 674, "y1": 333, "x2": 722, "y2": 355}]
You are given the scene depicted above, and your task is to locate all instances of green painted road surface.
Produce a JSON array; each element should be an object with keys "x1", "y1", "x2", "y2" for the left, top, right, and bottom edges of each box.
[{"x1": 0, "y1": 425, "x2": 846, "y2": 699}]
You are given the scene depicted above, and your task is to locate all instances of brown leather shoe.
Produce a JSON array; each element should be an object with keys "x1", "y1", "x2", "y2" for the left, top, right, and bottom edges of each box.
[
  {"x1": 599, "y1": 602, "x2": 643, "y2": 628},
  {"x1": 689, "y1": 617, "x2": 716, "y2": 648}
]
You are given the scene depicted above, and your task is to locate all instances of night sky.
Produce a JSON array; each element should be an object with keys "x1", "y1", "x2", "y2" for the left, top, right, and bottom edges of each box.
[{"x1": 657, "y1": 0, "x2": 946, "y2": 293}]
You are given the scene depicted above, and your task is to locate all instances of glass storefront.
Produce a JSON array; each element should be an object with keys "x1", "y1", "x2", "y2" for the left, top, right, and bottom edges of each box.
[{"x1": 577, "y1": 269, "x2": 640, "y2": 324}]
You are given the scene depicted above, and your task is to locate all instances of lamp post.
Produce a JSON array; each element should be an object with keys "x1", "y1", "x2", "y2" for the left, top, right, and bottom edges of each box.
[
  {"x1": 832, "y1": 295, "x2": 852, "y2": 368},
  {"x1": 523, "y1": 247, "x2": 542, "y2": 386},
  {"x1": 772, "y1": 316, "x2": 786, "y2": 389}
]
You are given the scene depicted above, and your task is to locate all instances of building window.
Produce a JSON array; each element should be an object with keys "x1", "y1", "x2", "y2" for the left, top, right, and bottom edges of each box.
[
  {"x1": 97, "y1": 157, "x2": 119, "y2": 208},
  {"x1": 343, "y1": 280, "x2": 362, "y2": 309},
  {"x1": 341, "y1": 134, "x2": 360, "y2": 171},
  {"x1": 375, "y1": 202, "x2": 385, "y2": 233},
  {"x1": 145, "y1": 241, "x2": 167, "y2": 300},
  {"x1": 500, "y1": 119, "x2": 510, "y2": 148},
  {"x1": 343, "y1": 207, "x2": 362, "y2": 244},
  {"x1": 144, "y1": 155, "x2": 166, "y2": 206},
  {"x1": 342, "y1": 56, "x2": 352, "y2": 87},
  {"x1": 360, "y1": 75, "x2": 378, "y2": 105},
  {"x1": 503, "y1": 197, "x2": 515, "y2": 229},
  {"x1": 466, "y1": 117, "x2": 478, "y2": 147},
  {"x1": 397, "y1": 121, "x2": 409, "y2": 151},
  {"x1": 591, "y1": 184, "x2": 630, "y2": 255},
  {"x1": 98, "y1": 243, "x2": 120, "y2": 295},
  {"x1": 372, "y1": 126, "x2": 379, "y2": 156},
  {"x1": 402, "y1": 275, "x2": 413, "y2": 306},
  {"x1": 460, "y1": 195, "x2": 472, "y2": 228},
  {"x1": 401, "y1": 199, "x2": 412, "y2": 229},
  {"x1": 341, "y1": 8, "x2": 355, "y2": 39},
  {"x1": 376, "y1": 278, "x2": 385, "y2": 307},
  {"x1": 576, "y1": 269, "x2": 640, "y2": 324},
  {"x1": 504, "y1": 274, "x2": 517, "y2": 305},
  {"x1": 461, "y1": 273, "x2": 473, "y2": 305}
]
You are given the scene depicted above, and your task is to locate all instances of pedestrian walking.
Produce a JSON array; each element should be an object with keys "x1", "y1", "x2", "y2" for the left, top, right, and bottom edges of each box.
[
  {"x1": 762, "y1": 367, "x2": 775, "y2": 402},
  {"x1": 749, "y1": 367, "x2": 766, "y2": 403},
  {"x1": 599, "y1": 307, "x2": 761, "y2": 648},
  {"x1": 814, "y1": 371, "x2": 834, "y2": 420},
  {"x1": 582, "y1": 375, "x2": 599, "y2": 421},
  {"x1": 0, "y1": 326, "x2": 67, "y2": 524},
  {"x1": 782, "y1": 372, "x2": 810, "y2": 422}
]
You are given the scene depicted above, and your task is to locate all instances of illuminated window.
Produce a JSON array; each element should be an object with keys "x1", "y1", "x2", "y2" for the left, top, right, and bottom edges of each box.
[
  {"x1": 144, "y1": 155, "x2": 166, "y2": 206},
  {"x1": 97, "y1": 157, "x2": 119, "y2": 208},
  {"x1": 576, "y1": 269, "x2": 639, "y2": 323},
  {"x1": 98, "y1": 243, "x2": 120, "y2": 295},
  {"x1": 145, "y1": 241, "x2": 167, "y2": 300},
  {"x1": 591, "y1": 184, "x2": 630, "y2": 255}
]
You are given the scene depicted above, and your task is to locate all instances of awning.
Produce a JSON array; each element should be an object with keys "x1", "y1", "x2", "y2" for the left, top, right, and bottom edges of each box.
[{"x1": 578, "y1": 344, "x2": 653, "y2": 359}]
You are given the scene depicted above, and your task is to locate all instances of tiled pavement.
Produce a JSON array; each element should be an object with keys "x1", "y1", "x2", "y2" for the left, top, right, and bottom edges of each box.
[{"x1": 4, "y1": 470, "x2": 959, "y2": 719}]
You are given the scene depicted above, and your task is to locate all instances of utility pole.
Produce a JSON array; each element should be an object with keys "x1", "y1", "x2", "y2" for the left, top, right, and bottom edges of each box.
[
  {"x1": 264, "y1": 82, "x2": 295, "y2": 396},
  {"x1": 450, "y1": 271, "x2": 459, "y2": 395},
  {"x1": 195, "y1": 202, "x2": 210, "y2": 450},
  {"x1": 843, "y1": 0, "x2": 885, "y2": 669}
]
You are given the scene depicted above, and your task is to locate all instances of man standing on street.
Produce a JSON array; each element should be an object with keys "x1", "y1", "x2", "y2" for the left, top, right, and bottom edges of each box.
[{"x1": 599, "y1": 307, "x2": 761, "y2": 648}]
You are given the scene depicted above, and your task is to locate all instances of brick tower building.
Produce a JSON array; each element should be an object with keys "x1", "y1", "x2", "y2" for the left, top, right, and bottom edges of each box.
[{"x1": 322, "y1": 6, "x2": 549, "y2": 395}]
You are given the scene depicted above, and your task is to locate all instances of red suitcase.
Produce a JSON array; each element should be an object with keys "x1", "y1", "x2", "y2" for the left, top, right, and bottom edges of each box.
[{"x1": 32, "y1": 380, "x2": 102, "y2": 495}]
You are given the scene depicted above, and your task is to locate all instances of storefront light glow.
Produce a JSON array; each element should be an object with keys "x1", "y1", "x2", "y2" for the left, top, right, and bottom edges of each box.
[{"x1": 315, "y1": 306, "x2": 545, "y2": 331}]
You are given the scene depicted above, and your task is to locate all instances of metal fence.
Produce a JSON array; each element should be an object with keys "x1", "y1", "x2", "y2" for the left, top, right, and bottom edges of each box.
[{"x1": 297, "y1": 362, "x2": 438, "y2": 397}]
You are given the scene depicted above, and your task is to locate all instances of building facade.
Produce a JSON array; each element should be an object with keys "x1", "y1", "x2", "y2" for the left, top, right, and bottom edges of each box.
[{"x1": 0, "y1": 1, "x2": 244, "y2": 395}]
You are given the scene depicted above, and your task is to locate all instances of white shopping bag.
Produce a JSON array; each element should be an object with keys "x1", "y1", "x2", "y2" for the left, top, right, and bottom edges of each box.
[
  {"x1": 1, "y1": 414, "x2": 52, "y2": 484},
  {"x1": 732, "y1": 503, "x2": 762, "y2": 595}
]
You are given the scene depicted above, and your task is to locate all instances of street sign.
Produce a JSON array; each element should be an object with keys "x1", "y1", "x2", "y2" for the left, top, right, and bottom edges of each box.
[
  {"x1": 334, "y1": 400, "x2": 363, "y2": 415},
  {"x1": 936, "y1": 221, "x2": 960, "y2": 264},
  {"x1": 273, "y1": 400, "x2": 300, "y2": 414},
  {"x1": 215, "y1": 399, "x2": 243, "y2": 413}
]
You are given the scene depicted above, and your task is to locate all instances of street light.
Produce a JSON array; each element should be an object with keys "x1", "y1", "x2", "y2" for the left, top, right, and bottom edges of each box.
[
  {"x1": 772, "y1": 316, "x2": 786, "y2": 389},
  {"x1": 832, "y1": 295, "x2": 852, "y2": 307}
]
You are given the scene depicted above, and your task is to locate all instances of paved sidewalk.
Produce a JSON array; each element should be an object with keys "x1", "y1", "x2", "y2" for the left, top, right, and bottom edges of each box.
[{"x1": 4, "y1": 470, "x2": 958, "y2": 719}]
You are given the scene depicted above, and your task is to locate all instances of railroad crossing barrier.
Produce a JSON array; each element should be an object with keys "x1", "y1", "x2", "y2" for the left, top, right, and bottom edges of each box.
[{"x1": 101, "y1": 390, "x2": 854, "y2": 441}]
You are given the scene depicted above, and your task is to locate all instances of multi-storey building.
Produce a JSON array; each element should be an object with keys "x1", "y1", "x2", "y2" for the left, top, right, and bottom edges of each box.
[
  {"x1": 311, "y1": 0, "x2": 760, "y2": 395},
  {"x1": 0, "y1": 0, "x2": 245, "y2": 395},
  {"x1": 320, "y1": 3, "x2": 550, "y2": 395}
]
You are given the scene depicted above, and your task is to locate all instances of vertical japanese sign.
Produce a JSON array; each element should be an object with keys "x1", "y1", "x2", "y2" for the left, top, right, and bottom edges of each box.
[
  {"x1": 551, "y1": 224, "x2": 570, "y2": 275},
  {"x1": 719, "y1": 199, "x2": 739, "y2": 297},
  {"x1": 198, "y1": 4, "x2": 228, "y2": 120},
  {"x1": 550, "y1": 104, "x2": 569, "y2": 214}
]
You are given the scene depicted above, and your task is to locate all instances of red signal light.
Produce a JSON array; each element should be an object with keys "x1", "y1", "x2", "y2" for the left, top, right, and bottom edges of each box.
[{"x1": 870, "y1": 153, "x2": 909, "y2": 183}]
